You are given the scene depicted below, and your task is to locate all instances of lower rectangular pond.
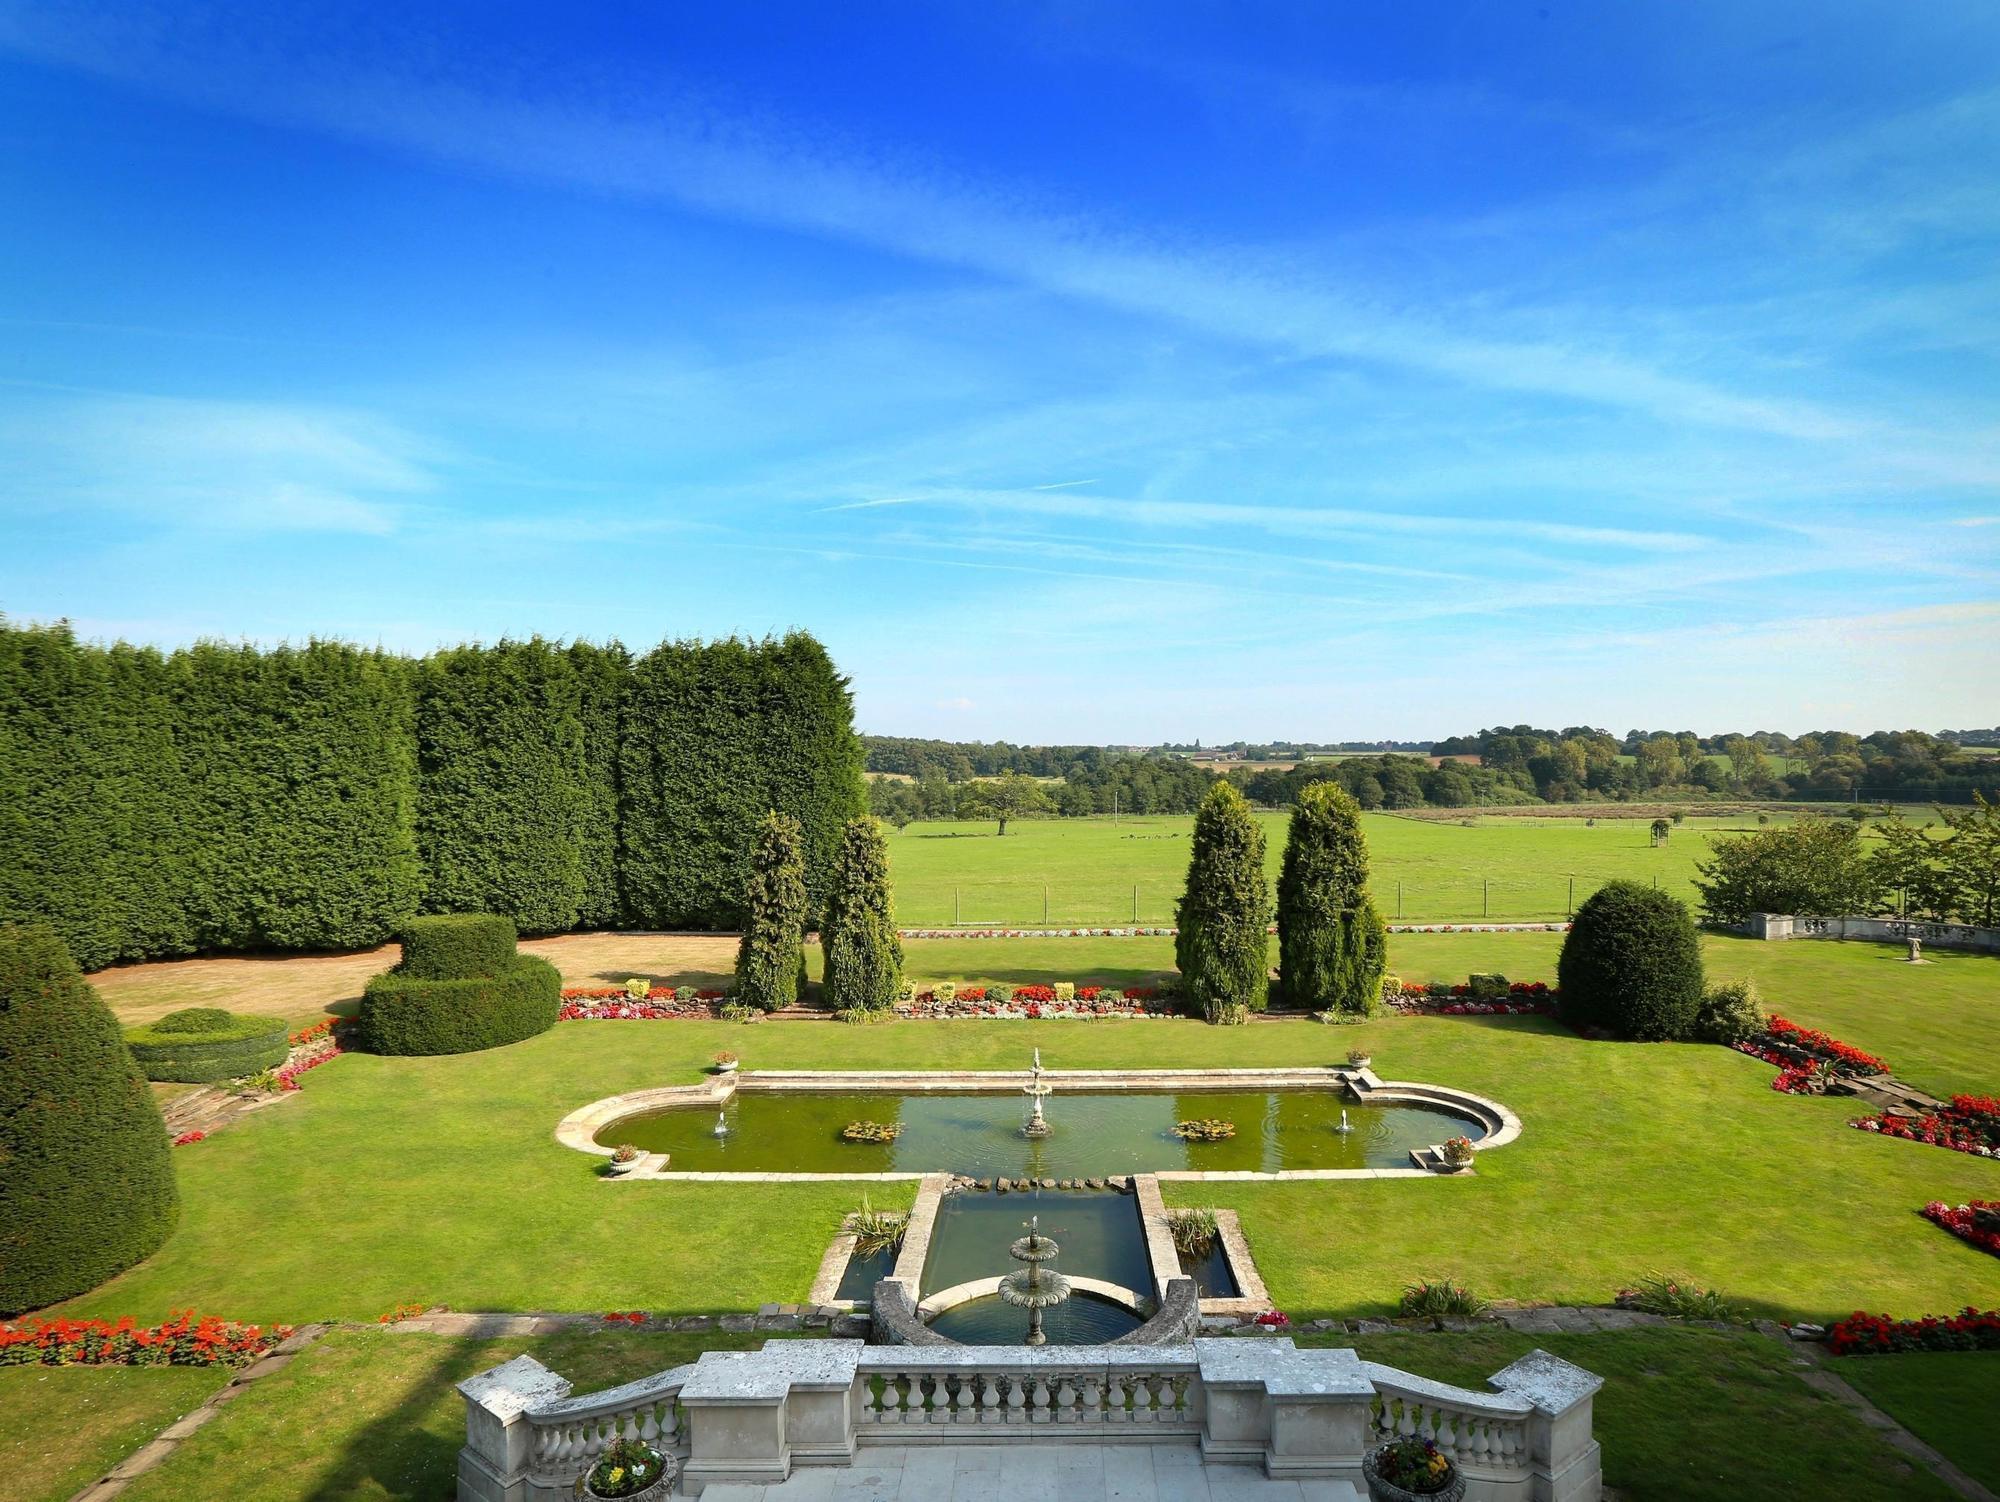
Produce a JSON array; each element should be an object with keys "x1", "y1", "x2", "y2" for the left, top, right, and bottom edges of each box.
[
  {"x1": 918, "y1": 1188, "x2": 1152, "y2": 1345},
  {"x1": 598, "y1": 1088, "x2": 1480, "y2": 1175}
]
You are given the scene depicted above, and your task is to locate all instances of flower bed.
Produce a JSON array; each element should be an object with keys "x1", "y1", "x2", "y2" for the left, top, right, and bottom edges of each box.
[
  {"x1": 897, "y1": 984, "x2": 1169, "y2": 1020},
  {"x1": 0, "y1": 1312, "x2": 290, "y2": 1367},
  {"x1": 1733, "y1": 1016, "x2": 1890, "y2": 1094},
  {"x1": 171, "y1": 1130, "x2": 206, "y2": 1147},
  {"x1": 1919, "y1": 1200, "x2": 2000, "y2": 1257},
  {"x1": 1827, "y1": 1304, "x2": 2000, "y2": 1355},
  {"x1": 1383, "y1": 980, "x2": 1557, "y2": 1018},
  {"x1": 1850, "y1": 1096, "x2": 2000, "y2": 1159},
  {"x1": 560, "y1": 988, "x2": 725, "y2": 1021}
]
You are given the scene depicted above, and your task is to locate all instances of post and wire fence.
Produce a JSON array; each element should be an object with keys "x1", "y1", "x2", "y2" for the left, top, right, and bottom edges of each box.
[{"x1": 916, "y1": 874, "x2": 1697, "y2": 930}]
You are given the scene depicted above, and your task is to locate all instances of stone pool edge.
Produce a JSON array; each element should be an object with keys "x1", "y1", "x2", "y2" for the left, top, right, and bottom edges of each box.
[{"x1": 555, "y1": 1066, "x2": 1522, "y2": 1182}]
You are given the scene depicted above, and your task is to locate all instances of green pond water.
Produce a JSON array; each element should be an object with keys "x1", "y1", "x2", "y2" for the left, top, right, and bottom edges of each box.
[
  {"x1": 919, "y1": 1189, "x2": 1151, "y2": 1345},
  {"x1": 598, "y1": 1089, "x2": 1481, "y2": 1175}
]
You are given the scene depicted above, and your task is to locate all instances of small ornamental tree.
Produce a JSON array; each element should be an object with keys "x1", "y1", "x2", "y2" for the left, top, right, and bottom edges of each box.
[
  {"x1": 734, "y1": 812, "x2": 809, "y2": 1012},
  {"x1": 1557, "y1": 880, "x2": 1705, "y2": 1040},
  {"x1": 1650, "y1": 818, "x2": 1671, "y2": 846},
  {"x1": 0, "y1": 924, "x2": 179, "y2": 1315},
  {"x1": 1175, "y1": 783, "x2": 1272, "y2": 1021},
  {"x1": 1277, "y1": 782, "x2": 1386, "y2": 1014},
  {"x1": 822, "y1": 818, "x2": 903, "y2": 1011},
  {"x1": 1693, "y1": 817, "x2": 1880, "y2": 923}
]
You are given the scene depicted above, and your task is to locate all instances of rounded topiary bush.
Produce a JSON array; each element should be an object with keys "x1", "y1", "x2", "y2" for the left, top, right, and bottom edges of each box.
[
  {"x1": 1557, "y1": 880, "x2": 1705, "y2": 1040},
  {"x1": 0, "y1": 924, "x2": 179, "y2": 1315},
  {"x1": 124, "y1": 1008, "x2": 289, "y2": 1082},
  {"x1": 359, "y1": 954, "x2": 561, "y2": 1055},
  {"x1": 395, "y1": 913, "x2": 519, "y2": 981}
]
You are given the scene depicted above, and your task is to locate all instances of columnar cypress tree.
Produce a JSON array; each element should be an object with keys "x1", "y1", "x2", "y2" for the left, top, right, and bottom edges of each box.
[
  {"x1": 821, "y1": 817, "x2": 902, "y2": 1011},
  {"x1": 0, "y1": 925, "x2": 178, "y2": 1314},
  {"x1": 734, "y1": 812, "x2": 809, "y2": 1011},
  {"x1": 1277, "y1": 783, "x2": 1387, "y2": 1013},
  {"x1": 1175, "y1": 783, "x2": 1272, "y2": 1020},
  {"x1": 414, "y1": 640, "x2": 591, "y2": 934}
]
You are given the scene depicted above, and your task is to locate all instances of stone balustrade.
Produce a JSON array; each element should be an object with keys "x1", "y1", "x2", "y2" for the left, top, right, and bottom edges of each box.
[{"x1": 458, "y1": 1338, "x2": 1602, "y2": 1501}]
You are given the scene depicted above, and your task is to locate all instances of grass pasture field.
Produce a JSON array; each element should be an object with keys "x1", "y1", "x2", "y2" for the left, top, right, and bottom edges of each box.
[{"x1": 882, "y1": 810, "x2": 1825, "y2": 927}]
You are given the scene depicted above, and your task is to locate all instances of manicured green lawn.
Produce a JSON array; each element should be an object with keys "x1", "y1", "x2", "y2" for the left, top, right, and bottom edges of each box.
[
  {"x1": 115, "y1": 1326, "x2": 772, "y2": 1502},
  {"x1": 61, "y1": 973, "x2": 2000, "y2": 1327},
  {"x1": 892, "y1": 929, "x2": 2000, "y2": 1099},
  {"x1": 1328, "y1": 1327, "x2": 1960, "y2": 1502},
  {"x1": 1836, "y1": 1351, "x2": 2000, "y2": 1494},
  {"x1": 0, "y1": 1363, "x2": 225, "y2": 1502},
  {"x1": 884, "y1": 811, "x2": 1817, "y2": 926},
  {"x1": 52, "y1": 1326, "x2": 1969, "y2": 1502}
]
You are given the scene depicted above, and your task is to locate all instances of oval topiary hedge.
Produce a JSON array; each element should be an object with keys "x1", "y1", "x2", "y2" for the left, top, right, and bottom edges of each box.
[
  {"x1": 1557, "y1": 880, "x2": 1706, "y2": 1041},
  {"x1": 359, "y1": 954, "x2": 561, "y2": 1056},
  {"x1": 0, "y1": 924, "x2": 179, "y2": 1315},
  {"x1": 123, "y1": 1008, "x2": 290, "y2": 1083},
  {"x1": 395, "y1": 913, "x2": 519, "y2": 981}
]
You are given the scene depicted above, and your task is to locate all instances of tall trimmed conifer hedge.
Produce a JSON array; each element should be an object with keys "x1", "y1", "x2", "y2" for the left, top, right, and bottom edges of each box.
[
  {"x1": 0, "y1": 925, "x2": 178, "y2": 1314},
  {"x1": 1175, "y1": 783, "x2": 1272, "y2": 1021},
  {"x1": 0, "y1": 622, "x2": 862, "y2": 964},
  {"x1": 1277, "y1": 783, "x2": 1387, "y2": 1014},
  {"x1": 415, "y1": 640, "x2": 593, "y2": 934}
]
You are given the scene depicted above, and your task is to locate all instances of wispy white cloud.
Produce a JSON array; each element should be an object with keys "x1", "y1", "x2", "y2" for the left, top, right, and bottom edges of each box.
[{"x1": 0, "y1": 394, "x2": 436, "y2": 535}]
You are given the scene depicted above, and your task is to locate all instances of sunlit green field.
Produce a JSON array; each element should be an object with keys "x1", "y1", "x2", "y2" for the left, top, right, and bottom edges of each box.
[{"x1": 883, "y1": 810, "x2": 1839, "y2": 926}]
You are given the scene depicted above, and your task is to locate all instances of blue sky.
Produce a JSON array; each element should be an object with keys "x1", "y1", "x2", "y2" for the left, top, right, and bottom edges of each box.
[{"x1": 2, "y1": 2, "x2": 1996, "y2": 741}]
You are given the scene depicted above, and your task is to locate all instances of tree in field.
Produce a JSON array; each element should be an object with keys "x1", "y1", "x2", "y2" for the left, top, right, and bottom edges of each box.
[
  {"x1": 1650, "y1": 818, "x2": 1671, "y2": 846},
  {"x1": 734, "y1": 813, "x2": 809, "y2": 1011},
  {"x1": 0, "y1": 925, "x2": 178, "y2": 1314},
  {"x1": 1939, "y1": 793, "x2": 2000, "y2": 926},
  {"x1": 1277, "y1": 783, "x2": 1386, "y2": 1014},
  {"x1": 821, "y1": 818, "x2": 902, "y2": 1011},
  {"x1": 1557, "y1": 882, "x2": 1705, "y2": 1040},
  {"x1": 1693, "y1": 817, "x2": 1880, "y2": 923},
  {"x1": 959, "y1": 773, "x2": 1055, "y2": 836},
  {"x1": 1175, "y1": 783, "x2": 1272, "y2": 1021},
  {"x1": 1869, "y1": 810, "x2": 1956, "y2": 919}
]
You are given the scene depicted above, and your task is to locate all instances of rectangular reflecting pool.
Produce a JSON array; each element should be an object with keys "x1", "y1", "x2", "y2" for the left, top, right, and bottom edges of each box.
[{"x1": 597, "y1": 1089, "x2": 1480, "y2": 1175}]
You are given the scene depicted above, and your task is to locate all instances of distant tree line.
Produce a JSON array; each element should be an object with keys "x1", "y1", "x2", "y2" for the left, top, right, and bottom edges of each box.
[
  {"x1": 0, "y1": 621, "x2": 864, "y2": 969},
  {"x1": 863, "y1": 724, "x2": 2000, "y2": 826}
]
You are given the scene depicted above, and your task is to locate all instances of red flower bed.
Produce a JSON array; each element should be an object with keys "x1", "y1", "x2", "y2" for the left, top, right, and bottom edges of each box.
[
  {"x1": 1850, "y1": 1096, "x2": 2000, "y2": 1159},
  {"x1": 171, "y1": 1130, "x2": 206, "y2": 1147},
  {"x1": 1765, "y1": 1016, "x2": 1889, "y2": 1075},
  {"x1": 1921, "y1": 1201, "x2": 2000, "y2": 1257},
  {"x1": 603, "y1": 1310, "x2": 651, "y2": 1325},
  {"x1": 0, "y1": 1312, "x2": 290, "y2": 1367},
  {"x1": 1828, "y1": 1304, "x2": 2000, "y2": 1355}
]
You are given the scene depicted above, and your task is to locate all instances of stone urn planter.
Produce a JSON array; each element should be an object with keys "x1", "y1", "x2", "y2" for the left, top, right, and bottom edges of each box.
[
  {"x1": 1346, "y1": 1052, "x2": 1373, "y2": 1071},
  {"x1": 579, "y1": 1439, "x2": 676, "y2": 1501},
  {"x1": 1362, "y1": 1442, "x2": 1465, "y2": 1502},
  {"x1": 606, "y1": 1146, "x2": 642, "y2": 1177},
  {"x1": 712, "y1": 1055, "x2": 740, "y2": 1075}
]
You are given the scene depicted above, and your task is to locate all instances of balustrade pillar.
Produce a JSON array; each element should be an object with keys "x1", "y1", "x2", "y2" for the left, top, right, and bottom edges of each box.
[{"x1": 456, "y1": 1356, "x2": 574, "y2": 1502}]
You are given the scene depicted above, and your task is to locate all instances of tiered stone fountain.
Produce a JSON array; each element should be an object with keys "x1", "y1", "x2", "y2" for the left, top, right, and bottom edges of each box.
[{"x1": 997, "y1": 1214, "x2": 1072, "y2": 1346}]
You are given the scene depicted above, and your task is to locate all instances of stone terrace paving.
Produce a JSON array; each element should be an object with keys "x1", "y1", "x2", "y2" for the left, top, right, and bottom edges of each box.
[{"x1": 694, "y1": 1440, "x2": 1366, "y2": 1501}]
